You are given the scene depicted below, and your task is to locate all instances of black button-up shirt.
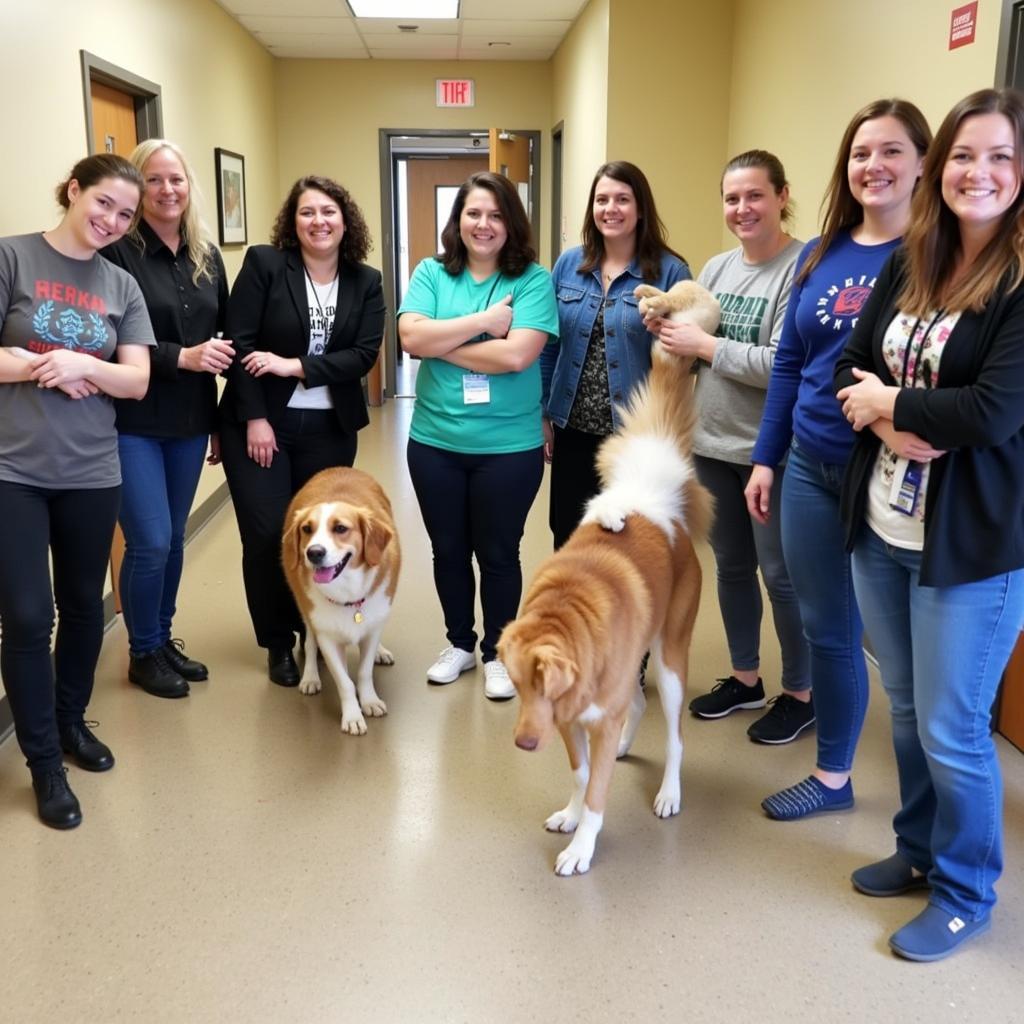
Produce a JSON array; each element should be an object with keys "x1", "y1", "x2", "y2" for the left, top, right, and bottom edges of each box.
[{"x1": 103, "y1": 220, "x2": 228, "y2": 437}]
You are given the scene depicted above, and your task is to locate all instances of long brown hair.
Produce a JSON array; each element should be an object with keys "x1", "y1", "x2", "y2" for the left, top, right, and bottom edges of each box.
[
  {"x1": 437, "y1": 171, "x2": 535, "y2": 277},
  {"x1": 899, "y1": 88, "x2": 1024, "y2": 315},
  {"x1": 796, "y1": 99, "x2": 931, "y2": 285},
  {"x1": 579, "y1": 161, "x2": 685, "y2": 282}
]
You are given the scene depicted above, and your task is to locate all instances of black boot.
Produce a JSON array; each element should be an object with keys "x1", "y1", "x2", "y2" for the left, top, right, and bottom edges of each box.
[
  {"x1": 32, "y1": 767, "x2": 82, "y2": 830},
  {"x1": 268, "y1": 647, "x2": 300, "y2": 687},
  {"x1": 162, "y1": 638, "x2": 209, "y2": 681},
  {"x1": 59, "y1": 720, "x2": 115, "y2": 772},
  {"x1": 129, "y1": 647, "x2": 190, "y2": 698}
]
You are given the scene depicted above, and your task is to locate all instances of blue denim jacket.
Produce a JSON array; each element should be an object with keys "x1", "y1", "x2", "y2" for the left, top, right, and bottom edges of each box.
[{"x1": 541, "y1": 245, "x2": 691, "y2": 429}]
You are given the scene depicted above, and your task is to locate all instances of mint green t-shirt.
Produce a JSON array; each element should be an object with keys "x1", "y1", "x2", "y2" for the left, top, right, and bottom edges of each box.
[{"x1": 399, "y1": 258, "x2": 558, "y2": 454}]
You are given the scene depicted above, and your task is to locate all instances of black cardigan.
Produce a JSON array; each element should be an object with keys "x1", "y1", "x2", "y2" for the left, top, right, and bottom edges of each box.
[
  {"x1": 220, "y1": 245, "x2": 385, "y2": 436},
  {"x1": 104, "y1": 221, "x2": 228, "y2": 437},
  {"x1": 834, "y1": 249, "x2": 1024, "y2": 586}
]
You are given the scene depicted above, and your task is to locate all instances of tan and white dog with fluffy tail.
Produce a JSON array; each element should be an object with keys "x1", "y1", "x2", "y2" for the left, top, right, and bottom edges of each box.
[
  {"x1": 498, "y1": 280, "x2": 718, "y2": 876},
  {"x1": 282, "y1": 467, "x2": 401, "y2": 736}
]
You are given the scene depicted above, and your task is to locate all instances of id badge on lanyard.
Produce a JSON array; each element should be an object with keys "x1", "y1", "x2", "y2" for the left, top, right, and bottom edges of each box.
[
  {"x1": 888, "y1": 458, "x2": 923, "y2": 516},
  {"x1": 461, "y1": 276, "x2": 504, "y2": 406}
]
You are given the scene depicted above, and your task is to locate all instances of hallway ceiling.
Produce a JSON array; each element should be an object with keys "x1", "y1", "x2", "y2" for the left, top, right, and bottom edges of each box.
[{"x1": 214, "y1": 0, "x2": 588, "y2": 60}]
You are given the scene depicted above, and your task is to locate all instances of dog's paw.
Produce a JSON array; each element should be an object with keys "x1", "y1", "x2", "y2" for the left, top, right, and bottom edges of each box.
[
  {"x1": 340, "y1": 708, "x2": 368, "y2": 735},
  {"x1": 582, "y1": 493, "x2": 628, "y2": 533},
  {"x1": 374, "y1": 644, "x2": 395, "y2": 666},
  {"x1": 544, "y1": 806, "x2": 580, "y2": 833},
  {"x1": 298, "y1": 676, "x2": 322, "y2": 696},
  {"x1": 653, "y1": 784, "x2": 681, "y2": 819},
  {"x1": 360, "y1": 694, "x2": 387, "y2": 717},
  {"x1": 554, "y1": 837, "x2": 594, "y2": 876}
]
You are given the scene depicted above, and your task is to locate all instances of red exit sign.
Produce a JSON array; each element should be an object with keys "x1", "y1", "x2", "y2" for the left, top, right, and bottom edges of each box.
[{"x1": 436, "y1": 79, "x2": 475, "y2": 107}]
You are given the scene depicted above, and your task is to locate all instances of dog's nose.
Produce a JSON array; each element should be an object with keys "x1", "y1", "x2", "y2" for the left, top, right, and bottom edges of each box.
[
  {"x1": 515, "y1": 734, "x2": 539, "y2": 751},
  {"x1": 306, "y1": 545, "x2": 327, "y2": 566}
]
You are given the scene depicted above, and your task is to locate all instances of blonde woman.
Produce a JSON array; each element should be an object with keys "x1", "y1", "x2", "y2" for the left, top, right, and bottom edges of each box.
[{"x1": 104, "y1": 140, "x2": 231, "y2": 699}]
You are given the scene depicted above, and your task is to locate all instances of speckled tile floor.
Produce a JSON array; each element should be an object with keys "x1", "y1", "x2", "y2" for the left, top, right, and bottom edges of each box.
[{"x1": 2, "y1": 396, "x2": 1023, "y2": 1022}]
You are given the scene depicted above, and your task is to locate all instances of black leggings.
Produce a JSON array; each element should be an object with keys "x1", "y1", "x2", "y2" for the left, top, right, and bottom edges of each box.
[
  {"x1": 0, "y1": 480, "x2": 120, "y2": 774},
  {"x1": 407, "y1": 439, "x2": 543, "y2": 662},
  {"x1": 549, "y1": 424, "x2": 605, "y2": 549},
  {"x1": 220, "y1": 409, "x2": 357, "y2": 650}
]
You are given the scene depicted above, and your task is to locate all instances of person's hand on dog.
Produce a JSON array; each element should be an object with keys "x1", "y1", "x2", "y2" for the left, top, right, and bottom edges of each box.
[{"x1": 657, "y1": 320, "x2": 717, "y2": 362}]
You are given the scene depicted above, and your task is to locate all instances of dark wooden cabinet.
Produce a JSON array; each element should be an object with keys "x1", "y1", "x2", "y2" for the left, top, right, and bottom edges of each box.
[{"x1": 998, "y1": 633, "x2": 1024, "y2": 753}]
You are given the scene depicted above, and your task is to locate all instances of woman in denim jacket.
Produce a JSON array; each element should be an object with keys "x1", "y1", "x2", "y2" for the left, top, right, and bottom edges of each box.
[{"x1": 541, "y1": 161, "x2": 690, "y2": 548}]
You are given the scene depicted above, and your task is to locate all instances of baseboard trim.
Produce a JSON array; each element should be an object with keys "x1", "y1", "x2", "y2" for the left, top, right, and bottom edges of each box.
[{"x1": 0, "y1": 481, "x2": 231, "y2": 747}]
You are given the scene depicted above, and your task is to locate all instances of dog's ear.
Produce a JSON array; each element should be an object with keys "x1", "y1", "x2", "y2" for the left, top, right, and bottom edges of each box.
[
  {"x1": 536, "y1": 648, "x2": 577, "y2": 702},
  {"x1": 283, "y1": 508, "x2": 309, "y2": 571},
  {"x1": 358, "y1": 509, "x2": 393, "y2": 567}
]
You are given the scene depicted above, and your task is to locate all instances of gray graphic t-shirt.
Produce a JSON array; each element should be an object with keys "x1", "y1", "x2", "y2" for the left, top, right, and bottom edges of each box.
[{"x1": 0, "y1": 233, "x2": 155, "y2": 488}]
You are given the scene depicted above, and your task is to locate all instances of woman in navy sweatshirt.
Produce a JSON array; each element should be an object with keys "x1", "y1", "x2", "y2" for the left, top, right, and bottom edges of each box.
[{"x1": 744, "y1": 99, "x2": 931, "y2": 821}]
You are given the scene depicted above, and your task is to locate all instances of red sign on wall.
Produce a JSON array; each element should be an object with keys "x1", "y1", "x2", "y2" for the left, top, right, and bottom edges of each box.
[
  {"x1": 436, "y1": 79, "x2": 475, "y2": 108},
  {"x1": 949, "y1": 2, "x2": 978, "y2": 50}
]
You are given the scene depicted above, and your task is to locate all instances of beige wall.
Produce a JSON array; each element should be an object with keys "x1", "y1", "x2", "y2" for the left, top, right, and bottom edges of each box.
[
  {"x1": 607, "y1": 0, "x2": 734, "y2": 272},
  {"x1": 551, "y1": 0, "x2": 610, "y2": 249},
  {"x1": 0, "y1": 0, "x2": 279, "y2": 282},
  {"x1": 728, "y1": 0, "x2": 1003, "y2": 249},
  {"x1": 273, "y1": 59, "x2": 553, "y2": 267}
]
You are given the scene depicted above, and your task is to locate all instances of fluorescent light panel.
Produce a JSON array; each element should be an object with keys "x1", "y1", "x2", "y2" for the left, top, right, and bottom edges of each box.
[{"x1": 347, "y1": 1, "x2": 458, "y2": 16}]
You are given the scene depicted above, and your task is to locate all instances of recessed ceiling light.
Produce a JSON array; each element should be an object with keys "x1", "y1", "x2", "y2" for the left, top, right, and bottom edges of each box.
[{"x1": 347, "y1": 1, "x2": 458, "y2": 17}]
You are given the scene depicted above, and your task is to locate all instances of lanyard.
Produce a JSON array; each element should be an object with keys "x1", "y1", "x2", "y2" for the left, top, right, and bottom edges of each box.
[
  {"x1": 304, "y1": 266, "x2": 338, "y2": 332},
  {"x1": 899, "y1": 310, "x2": 944, "y2": 389}
]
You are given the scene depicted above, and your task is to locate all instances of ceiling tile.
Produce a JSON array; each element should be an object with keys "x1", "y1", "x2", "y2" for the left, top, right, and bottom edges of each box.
[
  {"x1": 218, "y1": 0, "x2": 349, "y2": 16},
  {"x1": 239, "y1": 15, "x2": 360, "y2": 36},
  {"x1": 460, "y1": 19, "x2": 570, "y2": 37}
]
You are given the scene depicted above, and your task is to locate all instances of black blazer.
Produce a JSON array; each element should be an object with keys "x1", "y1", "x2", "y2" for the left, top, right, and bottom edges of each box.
[
  {"x1": 835, "y1": 249, "x2": 1024, "y2": 587},
  {"x1": 220, "y1": 245, "x2": 385, "y2": 435}
]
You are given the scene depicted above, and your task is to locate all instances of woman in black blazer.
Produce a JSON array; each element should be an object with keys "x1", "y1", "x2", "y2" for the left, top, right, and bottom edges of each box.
[{"x1": 220, "y1": 175, "x2": 384, "y2": 685}]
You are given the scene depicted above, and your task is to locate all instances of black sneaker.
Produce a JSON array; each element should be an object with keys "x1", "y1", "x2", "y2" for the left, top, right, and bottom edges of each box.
[
  {"x1": 129, "y1": 648, "x2": 190, "y2": 699},
  {"x1": 162, "y1": 638, "x2": 209, "y2": 681},
  {"x1": 747, "y1": 693, "x2": 816, "y2": 744},
  {"x1": 689, "y1": 676, "x2": 766, "y2": 718}
]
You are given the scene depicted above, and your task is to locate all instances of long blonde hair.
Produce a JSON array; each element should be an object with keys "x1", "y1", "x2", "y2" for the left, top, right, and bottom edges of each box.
[
  {"x1": 899, "y1": 88, "x2": 1024, "y2": 315},
  {"x1": 128, "y1": 139, "x2": 216, "y2": 285}
]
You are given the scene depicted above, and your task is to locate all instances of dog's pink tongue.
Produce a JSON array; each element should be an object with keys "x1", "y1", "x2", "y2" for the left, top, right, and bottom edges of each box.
[{"x1": 313, "y1": 567, "x2": 335, "y2": 584}]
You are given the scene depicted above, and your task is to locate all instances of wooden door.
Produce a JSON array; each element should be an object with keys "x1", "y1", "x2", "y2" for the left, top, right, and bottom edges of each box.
[
  {"x1": 489, "y1": 129, "x2": 531, "y2": 215},
  {"x1": 90, "y1": 81, "x2": 138, "y2": 156},
  {"x1": 89, "y1": 80, "x2": 138, "y2": 611},
  {"x1": 998, "y1": 633, "x2": 1024, "y2": 752},
  {"x1": 406, "y1": 156, "x2": 489, "y2": 275}
]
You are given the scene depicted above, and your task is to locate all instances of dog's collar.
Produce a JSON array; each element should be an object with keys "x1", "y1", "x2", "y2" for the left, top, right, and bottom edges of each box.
[{"x1": 325, "y1": 594, "x2": 366, "y2": 623}]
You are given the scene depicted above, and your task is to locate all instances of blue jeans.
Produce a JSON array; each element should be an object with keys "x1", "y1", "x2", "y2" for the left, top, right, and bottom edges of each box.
[
  {"x1": 117, "y1": 433, "x2": 208, "y2": 655},
  {"x1": 852, "y1": 525, "x2": 1024, "y2": 919},
  {"x1": 780, "y1": 440, "x2": 868, "y2": 771}
]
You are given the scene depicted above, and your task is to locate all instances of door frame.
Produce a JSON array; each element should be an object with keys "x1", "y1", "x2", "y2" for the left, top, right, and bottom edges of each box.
[
  {"x1": 81, "y1": 51, "x2": 163, "y2": 154},
  {"x1": 378, "y1": 128, "x2": 541, "y2": 400}
]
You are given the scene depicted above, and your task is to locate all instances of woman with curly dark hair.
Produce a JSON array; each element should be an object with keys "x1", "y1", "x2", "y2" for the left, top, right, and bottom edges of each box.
[
  {"x1": 399, "y1": 171, "x2": 558, "y2": 699},
  {"x1": 220, "y1": 175, "x2": 384, "y2": 685}
]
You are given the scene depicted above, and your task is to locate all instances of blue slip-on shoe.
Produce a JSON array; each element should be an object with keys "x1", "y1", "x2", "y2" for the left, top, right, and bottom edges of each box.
[
  {"x1": 889, "y1": 904, "x2": 991, "y2": 962},
  {"x1": 852, "y1": 852, "x2": 930, "y2": 897},
  {"x1": 761, "y1": 775, "x2": 854, "y2": 820}
]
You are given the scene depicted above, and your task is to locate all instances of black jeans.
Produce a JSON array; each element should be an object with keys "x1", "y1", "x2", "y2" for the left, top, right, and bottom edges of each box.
[
  {"x1": 549, "y1": 423, "x2": 605, "y2": 549},
  {"x1": 407, "y1": 439, "x2": 543, "y2": 662},
  {"x1": 220, "y1": 409, "x2": 357, "y2": 649},
  {"x1": 0, "y1": 480, "x2": 120, "y2": 774}
]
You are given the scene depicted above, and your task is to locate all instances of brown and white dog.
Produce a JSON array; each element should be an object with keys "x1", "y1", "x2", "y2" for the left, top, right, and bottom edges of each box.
[
  {"x1": 498, "y1": 282, "x2": 717, "y2": 876},
  {"x1": 282, "y1": 467, "x2": 401, "y2": 736}
]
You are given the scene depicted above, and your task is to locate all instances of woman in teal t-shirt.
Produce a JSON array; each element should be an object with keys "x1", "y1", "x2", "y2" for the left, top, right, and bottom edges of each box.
[{"x1": 399, "y1": 171, "x2": 558, "y2": 700}]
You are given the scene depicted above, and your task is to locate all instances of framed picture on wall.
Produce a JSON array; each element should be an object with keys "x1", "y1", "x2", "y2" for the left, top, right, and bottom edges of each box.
[{"x1": 214, "y1": 147, "x2": 247, "y2": 246}]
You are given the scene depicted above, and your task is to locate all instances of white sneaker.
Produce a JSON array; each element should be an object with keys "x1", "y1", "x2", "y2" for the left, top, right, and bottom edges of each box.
[
  {"x1": 426, "y1": 645, "x2": 476, "y2": 684},
  {"x1": 483, "y1": 659, "x2": 516, "y2": 701}
]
